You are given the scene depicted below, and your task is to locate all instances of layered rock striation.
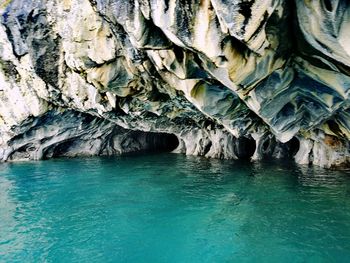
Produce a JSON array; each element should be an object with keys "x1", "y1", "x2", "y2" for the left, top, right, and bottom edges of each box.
[{"x1": 0, "y1": 0, "x2": 349, "y2": 167}]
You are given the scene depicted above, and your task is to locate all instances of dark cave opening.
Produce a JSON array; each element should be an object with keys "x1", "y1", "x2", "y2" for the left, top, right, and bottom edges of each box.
[
  {"x1": 235, "y1": 137, "x2": 256, "y2": 160},
  {"x1": 203, "y1": 141, "x2": 213, "y2": 156},
  {"x1": 49, "y1": 139, "x2": 76, "y2": 158},
  {"x1": 132, "y1": 132, "x2": 180, "y2": 154},
  {"x1": 262, "y1": 140, "x2": 270, "y2": 152},
  {"x1": 44, "y1": 132, "x2": 180, "y2": 159},
  {"x1": 323, "y1": 0, "x2": 333, "y2": 12},
  {"x1": 327, "y1": 120, "x2": 343, "y2": 137},
  {"x1": 285, "y1": 137, "x2": 300, "y2": 157}
]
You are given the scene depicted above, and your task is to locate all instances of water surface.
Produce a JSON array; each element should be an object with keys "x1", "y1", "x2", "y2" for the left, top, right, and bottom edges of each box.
[{"x1": 1, "y1": 154, "x2": 350, "y2": 262}]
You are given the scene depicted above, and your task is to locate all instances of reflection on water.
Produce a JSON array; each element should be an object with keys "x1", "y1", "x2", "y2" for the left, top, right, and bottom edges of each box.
[{"x1": 0, "y1": 154, "x2": 350, "y2": 262}]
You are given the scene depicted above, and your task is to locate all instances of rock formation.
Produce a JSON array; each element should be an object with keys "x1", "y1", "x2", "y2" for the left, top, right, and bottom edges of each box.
[{"x1": 0, "y1": 0, "x2": 349, "y2": 167}]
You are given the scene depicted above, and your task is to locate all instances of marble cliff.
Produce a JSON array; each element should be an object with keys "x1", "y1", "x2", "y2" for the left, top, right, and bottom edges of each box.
[{"x1": 0, "y1": 0, "x2": 349, "y2": 167}]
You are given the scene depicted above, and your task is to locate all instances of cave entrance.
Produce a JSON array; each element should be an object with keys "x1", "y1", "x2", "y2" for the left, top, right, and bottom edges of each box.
[
  {"x1": 285, "y1": 137, "x2": 300, "y2": 157},
  {"x1": 134, "y1": 132, "x2": 180, "y2": 153},
  {"x1": 234, "y1": 137, "x2": 256, "y2": 160}
]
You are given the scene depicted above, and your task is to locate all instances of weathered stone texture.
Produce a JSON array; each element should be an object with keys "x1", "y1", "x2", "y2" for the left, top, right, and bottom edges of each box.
[{"x1": 0, "y1": 0, "x2": 349, "y2": 167}]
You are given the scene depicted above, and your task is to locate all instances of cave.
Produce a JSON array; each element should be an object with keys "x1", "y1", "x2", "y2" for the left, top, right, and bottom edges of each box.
[
  {"x1": 43, "y1": 132, "x2": 180, "y2": 159},
  {"x1": 262, "y1": 140, "x2": 270, "y2": 152},
  {"x1": 234, "y1": 137, "x2": 256, "y2": 160},
  {"x1": 285, "y1": 137, "x2": 300, "y2": 157},
  {"x1": 323, "y1": 0, "x2": 333, "y2": 12},
  {"x1": 327, "y1": 120, "x2": 343, "y2": 137},
  {"x1": 48, "y1": 139, "x2": 76, "y2": 158},
  {"x1": 132, "y1": 132, "x2": 180, "y2": 153}
]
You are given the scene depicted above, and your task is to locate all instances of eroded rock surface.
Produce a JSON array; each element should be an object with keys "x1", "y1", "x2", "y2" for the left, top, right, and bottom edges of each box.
[{"x1": 0, "y1": 0, "x2": 349, "y2": 167}]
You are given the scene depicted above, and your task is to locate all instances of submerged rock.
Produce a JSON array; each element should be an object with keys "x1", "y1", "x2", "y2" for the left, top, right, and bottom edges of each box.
[{"x1": 0, "y1": 0, "x2": 349, "y2": 167}]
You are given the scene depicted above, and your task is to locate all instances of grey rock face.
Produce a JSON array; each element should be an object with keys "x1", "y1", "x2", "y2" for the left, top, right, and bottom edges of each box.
[{"x1": 0, "y1": 0, "x2": 349, "y2": 167}]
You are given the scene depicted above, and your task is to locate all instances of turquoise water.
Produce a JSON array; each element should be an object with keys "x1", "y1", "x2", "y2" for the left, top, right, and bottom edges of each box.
[{"x1": 1, "y1": 154, "x2": 350, "y2": 262}]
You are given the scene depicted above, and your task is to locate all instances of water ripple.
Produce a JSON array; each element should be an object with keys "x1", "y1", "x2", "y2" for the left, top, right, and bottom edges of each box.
[{"x1": 0, "y1": 154, "x2": 350, "y2": 262}]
